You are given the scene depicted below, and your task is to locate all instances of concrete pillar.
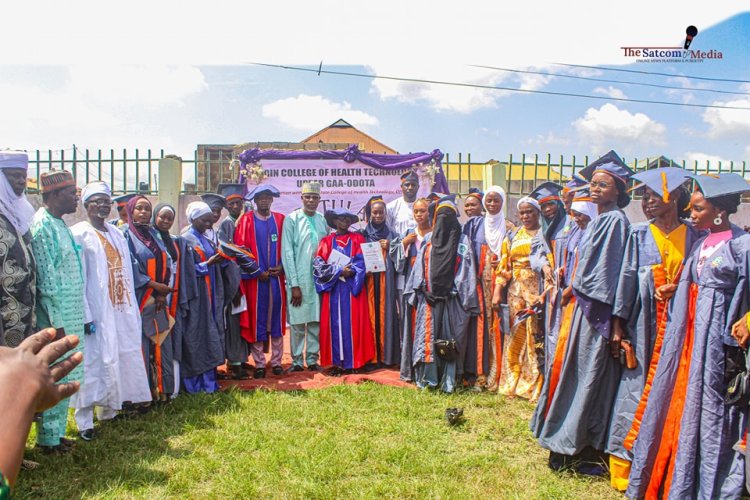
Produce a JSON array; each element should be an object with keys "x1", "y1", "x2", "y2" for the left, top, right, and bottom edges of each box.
[
  {"x1": 483, "y1": 160, "x2": 507, "y2": 193},
  {"x1": 158, "y1": 156, "x2": 182, "y2": 234}
]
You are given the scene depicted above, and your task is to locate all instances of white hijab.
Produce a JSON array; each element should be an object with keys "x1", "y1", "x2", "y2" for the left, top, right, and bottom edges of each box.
[
  {"x1": 482, "y1": 185, "x2": 507, "y2": 255},
  {"x1": 0, "y1": 151, "x2": 35, "y2": 235},
  {"x1": 571, "y1": 200, "x2": 598, "y2": 221}
]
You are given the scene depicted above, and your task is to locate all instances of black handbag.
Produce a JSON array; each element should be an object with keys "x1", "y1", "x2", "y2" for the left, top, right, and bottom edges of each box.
[
  {"x1": 725, "y1": 347, "x2": 750, "y2": 407},
  {"x1": 435, "y1": 339, "x2": 459, "y2": 362}
]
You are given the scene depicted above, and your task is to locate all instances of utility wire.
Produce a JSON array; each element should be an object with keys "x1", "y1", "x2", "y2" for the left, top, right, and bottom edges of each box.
[
  {"x1": 470, "y1": 64, "x2": 750, "y2": 97},
  {"x1": 553, "y1": 62, "x2": 750, "y2": 85},
  {"x1": 250, "y1": 62, "x2": 750, "y2": 110}
]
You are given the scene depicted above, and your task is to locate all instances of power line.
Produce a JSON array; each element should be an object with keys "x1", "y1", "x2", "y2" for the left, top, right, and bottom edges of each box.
[
  {"x1": 470, "y1": 64, "x2": 750, "y2": 97},
  {"x1": 250, "y1": 62, "x2": 750, "y2": 110},
  {"x1": 553, "y1": 62, "x2": 750, "y2": 85}
]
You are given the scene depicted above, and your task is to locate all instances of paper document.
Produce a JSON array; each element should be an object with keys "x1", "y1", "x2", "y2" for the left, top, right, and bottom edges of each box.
[
  {"x1": 327, "y1": 248, "x2": 351, "y2": 267},
  {"x1": 361, "y1": 242, "x2": 386, "y2": 273},
  {"x1": 231, "y1": 295, "x2": 248, "y2": 314}
]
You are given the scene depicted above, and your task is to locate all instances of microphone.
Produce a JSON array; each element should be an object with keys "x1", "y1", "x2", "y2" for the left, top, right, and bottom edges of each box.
[{"x1": 684, "y1": 25, "x2": 698, "y2": 50}]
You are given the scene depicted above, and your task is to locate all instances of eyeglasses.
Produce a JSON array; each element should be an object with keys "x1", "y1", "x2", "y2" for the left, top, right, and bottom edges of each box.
[
  {"x1": 589, "y1": 181, "x2": 611, "y2": 189},
  {"x1": 88, "y1": 199, "x2": 113, "y2": 207}
]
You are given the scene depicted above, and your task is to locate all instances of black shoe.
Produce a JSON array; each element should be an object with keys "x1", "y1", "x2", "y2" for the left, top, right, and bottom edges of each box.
[
  {"x1": 272, "y1": 366, "x2": 283, "y2": 376},
  {"x1": 37, "y1": 444, "x2": 67, "y2": 455},
  {"x1": 307, "y1": 364, "x2": 320, "y2": 372},
  {"x1": 59, "y1": 437, "x2": 75, "y2": 450},
  {"x1": 230, "y1": 365, "x2": 250, "y2": 380},
  {"x1": 254, "y1": 368, "x2": 266, "y2": 379},
  {"x1": 79, "y1": 429, "x2": 95, "y2": 442},
  {"x1": 288, "y1": 365, "x2": 305, "y2": 373}
]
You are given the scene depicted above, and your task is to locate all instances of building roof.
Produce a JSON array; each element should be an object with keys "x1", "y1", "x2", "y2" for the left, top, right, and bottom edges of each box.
[{"x1": 300, "y1": 119, "x2": 397, "y2": 154}]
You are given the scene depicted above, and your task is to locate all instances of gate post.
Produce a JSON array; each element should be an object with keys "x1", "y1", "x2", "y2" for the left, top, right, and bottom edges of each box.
[{"x1": 159, "y1": 155, "x2": 182, "y2": 233}]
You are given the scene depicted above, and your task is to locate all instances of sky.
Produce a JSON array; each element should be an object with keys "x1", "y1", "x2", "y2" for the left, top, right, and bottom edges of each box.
[{"x1": 1, "y1": 1, "x2": 749, "y2": 184}]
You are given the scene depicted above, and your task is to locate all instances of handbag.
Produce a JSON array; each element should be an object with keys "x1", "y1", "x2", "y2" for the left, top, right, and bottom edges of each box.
[
  {"x1": 725, "y1": 347, "x2": 750, "y2": 407},
  {"x1": 143, "y1": 296, "x2": 175, "y2": 346},
  {"x1": 435, "y1": 339, "x2": 459, "y2": 362}
]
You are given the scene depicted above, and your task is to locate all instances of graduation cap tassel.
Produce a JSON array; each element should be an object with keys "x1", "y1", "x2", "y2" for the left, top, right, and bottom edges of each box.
[{"x1": 661, "y1": 171, "x2": 670, "y2": 203}]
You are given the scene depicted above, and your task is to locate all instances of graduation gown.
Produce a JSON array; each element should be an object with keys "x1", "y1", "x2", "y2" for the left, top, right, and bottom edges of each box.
[
  {"x1": 405, "y1": 233, "x2": 480, "y2": 393},
  {"x1": 234, "y1": 211, "x2": 287, "y2": 344},
  {"x1": 362, "y1": 224, "x2": 401, "y2": 366},
  {"x1": 179, "y1": 228, "x2": 225, "y2": 387},
  {"x1": 461, "y1": 216, "x2": 495, "y2": 384},
  {"x1": 71, "y1": 222, "x2": 151, "y2": 409},
  {"x1": 627, "y1": 226, "x2": 750, "y2": 500},
  {"x1": 314, "y1": 231, "x2": 375, "y2": 370},
  {"x1": 605, "y1": 222, "x2": 700, "y2": 463},
  {"x1": 533, "y1": 209, "x2": 629, "y2": 455},
  {"x1": 215, "y1": 216, "x2": 245, "y2": 363}
]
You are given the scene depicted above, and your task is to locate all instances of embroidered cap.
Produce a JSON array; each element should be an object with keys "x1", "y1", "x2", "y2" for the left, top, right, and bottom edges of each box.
[
  {"x1": 301, "y1": 182, "x2": 321, "y2": 195},
  {"x1": 39, "y1": 170, "x2": 75, "y2": 194}
]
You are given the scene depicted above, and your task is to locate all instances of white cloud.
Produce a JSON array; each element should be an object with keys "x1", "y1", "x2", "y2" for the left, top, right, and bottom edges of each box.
[
  {"x1": 702, "y1": 98, "x2": 750, "y2": 138},
  {"x1": 262, "y1": 94, "x2": 379, "y2": 131},
  {"x1": 572, "y1": 103, "x2": 667, "y2": 150},
  {"x1": 592, "y1": 86, "x2": 627, "y2": 99},
  {"x1": 684, "y1": 151, "x2": 731, "y2": 164}
]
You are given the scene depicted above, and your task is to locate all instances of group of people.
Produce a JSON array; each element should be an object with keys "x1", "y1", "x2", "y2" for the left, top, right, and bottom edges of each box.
[{"x1": 3, "y1": 146, "x2": 750, "y2": 498}]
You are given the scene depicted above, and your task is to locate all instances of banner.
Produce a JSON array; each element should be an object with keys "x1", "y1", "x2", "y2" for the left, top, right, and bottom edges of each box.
[{"x1": 238, "y1": 146, "x2": 447, "y2": 218}]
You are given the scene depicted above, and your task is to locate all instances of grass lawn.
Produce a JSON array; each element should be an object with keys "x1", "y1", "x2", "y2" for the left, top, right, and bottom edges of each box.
[{"x1": 17, "y1": 383, "x2": 620, "y2": 499}]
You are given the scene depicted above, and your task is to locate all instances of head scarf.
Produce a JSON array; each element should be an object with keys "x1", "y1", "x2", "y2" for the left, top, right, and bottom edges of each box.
[
  {"x1": 126, "y1": 196, "x2": 166, "y2": 283},
  {"x1": 429, "y1": 202, "x2": 462, "y2": 299},
  {"x1": 570, "y1": 200, "x2": 598, "y2": 221},
  {"x1": 186, "y1": 201, "x2": 212, "y2": 224},
  {"x1": 517, "y1": 196, "x2": 541, "y2": 212},
  {"x1": 482, "y1": 185, "x2": 507, "y2": 256},
  {"x1": 540, "y1": 199, "x2": 565, "y2": 247},
  {"x1": 0, "y1": 151, "x2": 34, "y2": 235},
  {"x1": 153, "y1": 203, "x2": 177, "y2": 262},
  {"x1": 363, "y1": 197, "x2": 391, "y2": 242}
]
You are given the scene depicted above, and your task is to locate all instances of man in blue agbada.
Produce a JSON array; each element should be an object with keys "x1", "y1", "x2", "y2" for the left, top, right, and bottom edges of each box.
[
  {"x1": 30, "y1": 170, "x2": 85, "y2": 453},
  {"x1": 627, "y1": 173, "x2": 750, "y2": 499}
]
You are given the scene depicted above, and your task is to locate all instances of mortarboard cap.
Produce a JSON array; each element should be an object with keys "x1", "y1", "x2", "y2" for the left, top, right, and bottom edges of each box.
[
  {"x1": 565, "y1": 173, "x2": 588, "y2": 191},
  {"x1": 530, "y1": 182, "x2": 563, "y2": 203},
  {"x1": 630, "y1": 167, "x2": 691, "y2": 203},
  {"x1": 689, "y1": 172, "x2": 750, "y2": 200},
  {"x1": 217, "y1": 183, "x2": 245, "y2": 201},
  {"x1": 113, "y1": 193, "x2": 137, "y2": 208},
  {"x1": 244, "y1": 185, "x2": 281, "y2": 202},
  {"x1": 579, "y1": 150, "x2": 634, "y2": 184},
  {"x1": 324, "y1": 208, "x2": 359, "y2": 229},
  {"x1": 201, "y1": 193, "x2": 226, "y2": 210}
]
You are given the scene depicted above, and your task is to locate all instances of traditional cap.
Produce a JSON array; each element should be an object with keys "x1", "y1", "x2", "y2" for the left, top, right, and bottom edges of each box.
[
  {"x1": 201, "y1": 193, "x2": 226, "y2": 210},
  {"x1": 324, "y1": 208, "x2": 359, "y2": 229},
  {"x1": 364, "y1": 195, "x2": 386, "y2": 220},
  {"x1": 400, "y1": 170, "x2": 419, "y2": 183},
  {"x1": 689, "y1": 172, "x2": 750, "y2": 199},
  {"x1": 186, "y1": 201, "x2": 213, "y2": 223},
  {"x1": 301, "y1": 181, "x2": 321, "y2": 195},
  {"x1": 217, "y1": 183, "x2": 245, "y2": 201},
  {"x1": 39, "y1": 170, "x2": 75, "y2": 194},
  {"x1": 466, "y1": 187, "x2": 483, "y2": 202},
  {"x1": 113, "y1": 193, "x2": 137, "y2": 208},
  {"x1": 0, "y1": 150, "x2": 28, "y2": 170},
  {"x1": 81, "y1": 181, "x2": 112, "y2": 203},
  {"x1": 579, "y1": 150, "x2": 634, "y2": 184},
  {"x1": 630, "y1": 167, "x2": 690, "y2": 203},
  {"x1": 245, "y1": 185, "x2": 281, "y2": 202},
  {"x1": 517, "y1": 196, "x2": 541, "y2": 212},
  {"x1": 530, "y1": 181, "x2": 563, "y2": 204}
]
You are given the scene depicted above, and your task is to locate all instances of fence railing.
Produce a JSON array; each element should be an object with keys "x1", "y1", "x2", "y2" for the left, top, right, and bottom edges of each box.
[{"x1": 25, "y1": 149, "x2": 750, "y2": 198}]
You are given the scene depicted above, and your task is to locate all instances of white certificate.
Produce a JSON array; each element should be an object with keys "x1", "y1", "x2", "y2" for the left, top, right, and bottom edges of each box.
[
  {"x1": 361, "y1": 242, "x2": 386, "y2": 273},
  {"x1": 327, "y1": 248, "x2": 351, "y2": 268}
]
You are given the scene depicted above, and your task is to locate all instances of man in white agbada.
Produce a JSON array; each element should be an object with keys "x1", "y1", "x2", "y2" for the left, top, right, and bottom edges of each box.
[
  {"x1": 71, "y1": 181, "x2": 151, "y2": 440},
  {"x1": 386, "y1": 170, "x2": 420, "y2": 237}
]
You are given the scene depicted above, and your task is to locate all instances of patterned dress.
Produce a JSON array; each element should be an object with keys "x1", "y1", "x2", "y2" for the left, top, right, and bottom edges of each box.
[{"x1": 0, "y1": 214, "x2": 36, "y2": 347}]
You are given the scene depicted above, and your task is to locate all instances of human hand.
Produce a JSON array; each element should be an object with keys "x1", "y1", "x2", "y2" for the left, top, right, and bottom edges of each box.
[
  {"x1": 610, "y1": 320, "x2": 624, "y2": 359},
  {"x1": 732, "y1": 314, "x2": 750, "y2": 349},
  {"x1": 655, "y1": 283, "x2": 677, "y2": 302},
  {"x1": 152, "y1": 281, "x2": 174, "y2": 296},
  {"x1": 342, "y1": 266, "x2": 355, "y2": 278},
  {"x1": 154, "y1": 294, "x2": 167, "y2": 312},
  {"x1": 402, "y1": 233, "x2": 416, "y2": 248},
  {"x1": 492, "y1": 285, "x2": 503, "y2": 310},
  {"x1": 259, "y1": 271, "x2": 270, "y2": 282},
  {"x1": 291, "y1": 286, "x2": 303, "y2": 307},
  {"x1": 379, "y1": 239, "x2": 388, "y2": 251},
  {"x1": 206, "y1": 253, "x2": 225, "y2": 266},
  {"x1": 8, "y1": 329, "x2": 83, "y2": 412}
]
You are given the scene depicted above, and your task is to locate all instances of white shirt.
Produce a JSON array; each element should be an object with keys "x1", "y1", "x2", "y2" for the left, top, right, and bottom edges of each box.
[{"x1": 386, "y1": 197, "x2": 416, "y2": 236}]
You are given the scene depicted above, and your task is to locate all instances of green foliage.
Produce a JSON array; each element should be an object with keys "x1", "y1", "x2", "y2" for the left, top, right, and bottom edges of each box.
[{"x1": 18, "y1": 384, "x2": 619, "y2": 499}]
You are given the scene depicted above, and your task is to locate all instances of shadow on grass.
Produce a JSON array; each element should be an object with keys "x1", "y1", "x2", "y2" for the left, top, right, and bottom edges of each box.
[{"x1": 15, "y1": 389, "x2": 249, "y2": 499}]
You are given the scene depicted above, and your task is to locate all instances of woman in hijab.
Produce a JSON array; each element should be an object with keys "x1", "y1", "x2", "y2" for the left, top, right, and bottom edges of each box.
[
  {"x1": 122, "y1": 196, "x2": 175, "y2": 403},
  {"x1": 392, "y1": 198, "x2": 433, "y2": 382},
  {"x1": 361, "y1": 196, "x2": 400, "y2": 368},
  {"x1": 627, "y1": 173, "x2": 750, "y2": 499},
  {"x1": 462, "y1": 186, "x2": 506, "y2": 390},
  {"x1": 404, "y1": 196, "x2": 479, "y2": 393},
  {"x1": 178, "y1": 201, "x2": 228, "y2": 393},
  {"x1": 605, "y1": 168, "x2": 699, "y2": 492},
  {"x1": 532, "y1": 151, "x2": 633, "y2": 475},
  {"x1": 492, "y1": 196, "x2": 544, "y2": 400}
]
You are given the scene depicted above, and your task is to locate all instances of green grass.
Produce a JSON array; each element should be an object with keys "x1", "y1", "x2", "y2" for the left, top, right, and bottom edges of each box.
[{"x1": 17, "y1": 383, "x2": 620, "y2": 499}]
